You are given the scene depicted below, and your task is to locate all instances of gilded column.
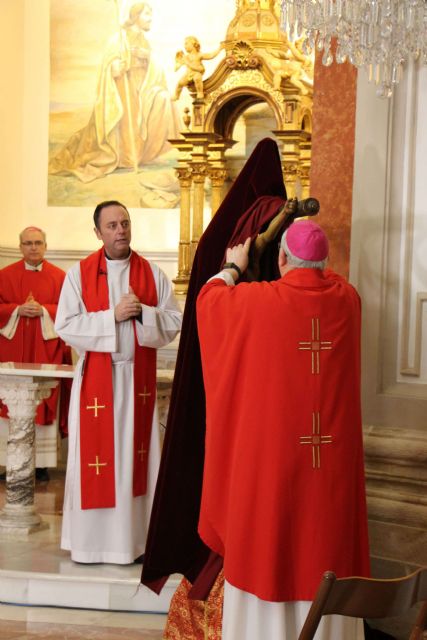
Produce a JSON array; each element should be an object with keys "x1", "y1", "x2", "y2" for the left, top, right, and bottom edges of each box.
[
  {"x1": 208, "y1": 168, "x2": 228, "y2": 218},
  {"x1": 298, "y1": 132, "x2": 312, "y2": 200},
  {"x1": 191, "y1": 163, "x2": 208, "y2": 266},
  {"x1": 274, "y1": 129, "x2": 301, "y2": 199},
  {"x1": 173, "y1": 167, "x2": 193, "y2": 296},
  {"x1": 282, "y1": 161, "x2": 299, "y2": 198}
]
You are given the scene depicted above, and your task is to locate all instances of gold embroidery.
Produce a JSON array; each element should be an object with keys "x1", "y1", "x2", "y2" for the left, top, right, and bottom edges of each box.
[
  {"x1": 137, "y1": 445, "x2": 147, "y2": 462},
  {"x1": 204, "y1": 601, "x2": 209, "y2": 640},
  {"x1": 86, "y1": 397, "x2": 106, "y2": 417},
  {"x1": 299, "y1": 412, "x2": 333, "y2": 469},
  {"x1": 88, "y1": 455, "x2": 107, "y2": 475},
  {"x1": 163, "y1": 571, "x2": 224, "y2": 640},
  {"x1": 138, "y1": 386, "x2": 151, "y2": 405},
  {"x1": 298, "y1": 317, "x2": 333, "y2": 374}
]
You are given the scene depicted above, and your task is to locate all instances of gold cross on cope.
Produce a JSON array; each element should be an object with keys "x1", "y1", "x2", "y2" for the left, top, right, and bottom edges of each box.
[
  {"x1": 138, "y1": 386, "x2": 151, "y2": 405},
  {"x1": 137, "y1": 445, "x2": 147, "y2": 462},
  {"x1": 299, "y1": 412, "x2": 333, "y2": 469},
  {"x1": 298, "y1": 318, "x2": 333, "y2": 374},
  {"x1": 88, "y1": 455, "x2": 107, "y2": 476},
  {"x1": 86, "y1": 397, "x2": 106, "y2": 417}
]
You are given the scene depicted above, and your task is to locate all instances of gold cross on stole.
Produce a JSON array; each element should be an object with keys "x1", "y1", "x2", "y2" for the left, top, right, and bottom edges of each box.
[
  {"x1": 138, "y1": 386, "x2": 151, "y2": 405},
  {"x1": 137, "y1": 445, "x2": 147, "y2": 462},
  {"x1": 86, "y1": 397, "x2": 106, "y2": 417},
  {"x1": 298, "y1": 318, "x2": 333, "y2": 374},
  {"x1": 299, "y1": 412, "x2": 332, "y2": 469},
  {"x1": 88, "y1": 455, "x2": 107, "y2": 475}
]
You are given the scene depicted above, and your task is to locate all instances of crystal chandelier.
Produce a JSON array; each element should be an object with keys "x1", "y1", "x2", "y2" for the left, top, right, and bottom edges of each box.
[{"x1": 280, "y1": 0, "x2": 427, "y2": 97}]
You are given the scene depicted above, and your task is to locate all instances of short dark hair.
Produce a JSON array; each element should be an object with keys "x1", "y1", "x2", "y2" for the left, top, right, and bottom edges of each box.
[{"x1": 93, "y1": 200, "x2": 130, "y2": 230}]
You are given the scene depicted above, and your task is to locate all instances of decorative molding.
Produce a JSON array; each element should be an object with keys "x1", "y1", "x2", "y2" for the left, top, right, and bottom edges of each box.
[
  {"x1": 363, "y1": 424, "x2": 427, "y2": 530},
  {"x1": 400, "y1": 291, "x2": 427, "y2": 377},
  {"x1": 0, "y1": 246, "x2": 178, "y2": 263},
  {"x1": 398, "y1": 62, "x2": 425, "y2": 378},
  {"x1": 364, "y1": 424, "x2": 427, "y2": 573},
  {"x1": 205, "y1": 69, "x2": 284, "y2": 110}
]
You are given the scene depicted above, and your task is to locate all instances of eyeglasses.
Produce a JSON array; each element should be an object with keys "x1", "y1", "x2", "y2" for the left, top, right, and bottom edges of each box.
[{"x1": 21, "y1": 241, "x2": 45, "y2": 247}]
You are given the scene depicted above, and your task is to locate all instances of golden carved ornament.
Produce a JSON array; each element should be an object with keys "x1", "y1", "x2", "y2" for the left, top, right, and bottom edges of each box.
[
  {"x1": 283, "y1": 162, "x2": 299, "y2": 175},
  {"x1": 208, "y1": 168, "x2": 228, "y2": 185},
  {"x1": 242, "y1": 14, "x2": 256, "y2": 27},
  {"x1": 205, "y1": 69, "x2": 285, "y2": 111},
  {"x1": 225, "y1": 41, "x2": 261, "y2": 70}
]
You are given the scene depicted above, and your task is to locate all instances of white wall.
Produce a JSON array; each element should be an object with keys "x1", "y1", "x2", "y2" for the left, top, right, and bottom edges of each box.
[{"x1": 351, "y1": 62, "x2": 427, "y2": 430}]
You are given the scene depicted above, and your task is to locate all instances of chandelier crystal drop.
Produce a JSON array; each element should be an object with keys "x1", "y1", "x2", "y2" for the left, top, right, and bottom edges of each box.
[{"x1": 280, "y1": 0, "x2": 427, "y2": 97}]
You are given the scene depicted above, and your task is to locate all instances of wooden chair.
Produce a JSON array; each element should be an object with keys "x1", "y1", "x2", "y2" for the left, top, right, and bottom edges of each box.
[{"x1": 298, "y1": 568, "x2": 427, "y2": 640}]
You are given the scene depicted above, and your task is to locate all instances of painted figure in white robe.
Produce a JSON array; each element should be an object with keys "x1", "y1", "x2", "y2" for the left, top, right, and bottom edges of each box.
[
  {"x1": 55, "y1": 200, "x2": 182, "y2": 564},
  {"x1": 49, "y1": 3, "x2": 180, "y2": 183}
]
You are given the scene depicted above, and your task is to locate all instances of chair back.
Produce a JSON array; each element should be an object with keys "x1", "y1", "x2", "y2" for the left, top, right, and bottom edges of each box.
[{"x1": 298, "y1": 567, "x2": 427, "y2": 640}]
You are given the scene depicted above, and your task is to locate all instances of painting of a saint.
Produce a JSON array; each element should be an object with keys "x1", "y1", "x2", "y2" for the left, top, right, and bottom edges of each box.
[
  {"x1": 48, "y1": 1, "x2": 184, "y2": 208},
  {"x1": 48, "y1": 0, "x2": 236, "y2": 209},
  {"x1": 50, "y1": 3, "x2": 179, "y2": 183}
]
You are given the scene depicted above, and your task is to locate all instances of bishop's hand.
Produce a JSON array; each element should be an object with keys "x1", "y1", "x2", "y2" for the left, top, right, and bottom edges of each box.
[
  {"x1": 114, "y1": 286, "x2": 142, "y2": 322},
  {"x1": 225, "y1": 237, "x2": 251, "y2": 278}
]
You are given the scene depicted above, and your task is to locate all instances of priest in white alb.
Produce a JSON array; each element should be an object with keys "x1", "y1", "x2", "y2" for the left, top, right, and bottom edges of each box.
[{"x1": 55, "y1": 200, "x2": 182, "y2": 564}]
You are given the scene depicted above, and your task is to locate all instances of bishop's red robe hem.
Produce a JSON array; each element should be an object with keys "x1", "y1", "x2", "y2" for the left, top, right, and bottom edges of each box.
[{"x1": 196, "y1": 268, "x2": 370, "y2": 602}]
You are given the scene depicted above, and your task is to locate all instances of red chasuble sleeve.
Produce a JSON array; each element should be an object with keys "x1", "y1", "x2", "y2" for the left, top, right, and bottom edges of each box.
[{"x1": 196, "y1": 268, "x2": 370, "y2": 602}]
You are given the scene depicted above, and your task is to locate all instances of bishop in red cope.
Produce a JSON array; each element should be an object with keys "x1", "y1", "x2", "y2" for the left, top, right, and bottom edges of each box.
[{"x1": 196, "y1": 220, "x2": 370, "y2": 640}]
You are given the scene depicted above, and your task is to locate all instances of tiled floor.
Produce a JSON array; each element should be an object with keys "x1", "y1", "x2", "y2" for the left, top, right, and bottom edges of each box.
[
  {"x1": 0, "y1": 604, "x2": 165, "y2": 639},
  {"x1": 0, "y1": 468, "x2": 167, "y2": 639}
]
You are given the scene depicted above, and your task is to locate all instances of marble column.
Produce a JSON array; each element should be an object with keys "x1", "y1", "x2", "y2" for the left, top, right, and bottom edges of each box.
[{"x1": 0, "y1": 375, "x2": 57, "y2": 534}]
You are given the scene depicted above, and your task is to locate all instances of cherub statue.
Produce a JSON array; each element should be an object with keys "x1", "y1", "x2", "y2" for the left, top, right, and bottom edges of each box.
[
  {"x1": 266, "y1": 40, "x2": 311, "y2": 94},
  {"x1": 294, "y1": 36, "x2": 314, "y2": 75},
  {"x1": 173, "y1": 36, "x2": 222, "y2": 100}
]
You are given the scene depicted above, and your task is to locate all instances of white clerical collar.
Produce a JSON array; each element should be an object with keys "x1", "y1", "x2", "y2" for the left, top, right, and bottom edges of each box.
[
  {"x1": 24, "y1": 261, "x2": 43, "y2": 271},
  {"x1": 104, "y1": 249, "x2": 131, "y2": 265}
]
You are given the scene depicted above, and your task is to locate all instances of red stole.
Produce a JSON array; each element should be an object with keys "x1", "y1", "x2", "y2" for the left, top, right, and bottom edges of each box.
[{"x1": 79, "y1": 249, "x2": 157, "y2": 510}]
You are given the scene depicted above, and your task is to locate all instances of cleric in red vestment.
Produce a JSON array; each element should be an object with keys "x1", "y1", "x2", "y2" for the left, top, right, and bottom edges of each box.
[
  {"x1": 0, "y1": 226, "x2": 70, "y2": 480},
  {"x1": 195, "y1": 220, "x2": 370, "y2": 639}
]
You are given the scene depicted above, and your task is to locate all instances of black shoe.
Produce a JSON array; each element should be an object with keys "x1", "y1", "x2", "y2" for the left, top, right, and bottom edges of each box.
[
  {"x1": 35, "y1": 467, "x2": 50, "y2": 482},
  {"x1": 0, "y1": 472, "x2": 5, "y2": 481}
]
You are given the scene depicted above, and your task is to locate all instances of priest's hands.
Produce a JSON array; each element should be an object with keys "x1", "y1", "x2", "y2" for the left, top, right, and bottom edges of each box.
[
  {"x1": 225, "y1": 237, "x2": 251, "y2": 280},
  {"x1": 114, "y1": 287, "x2": 142, "y2": 322},
  {"x1": 18, "y1": 294, "x2": 43, "y2": 317}
]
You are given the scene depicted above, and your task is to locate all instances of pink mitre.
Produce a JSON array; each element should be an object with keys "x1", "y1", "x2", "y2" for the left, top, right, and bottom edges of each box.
[{"x1": 285, "y1": 220, "x2": 329, "y2": 261}]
